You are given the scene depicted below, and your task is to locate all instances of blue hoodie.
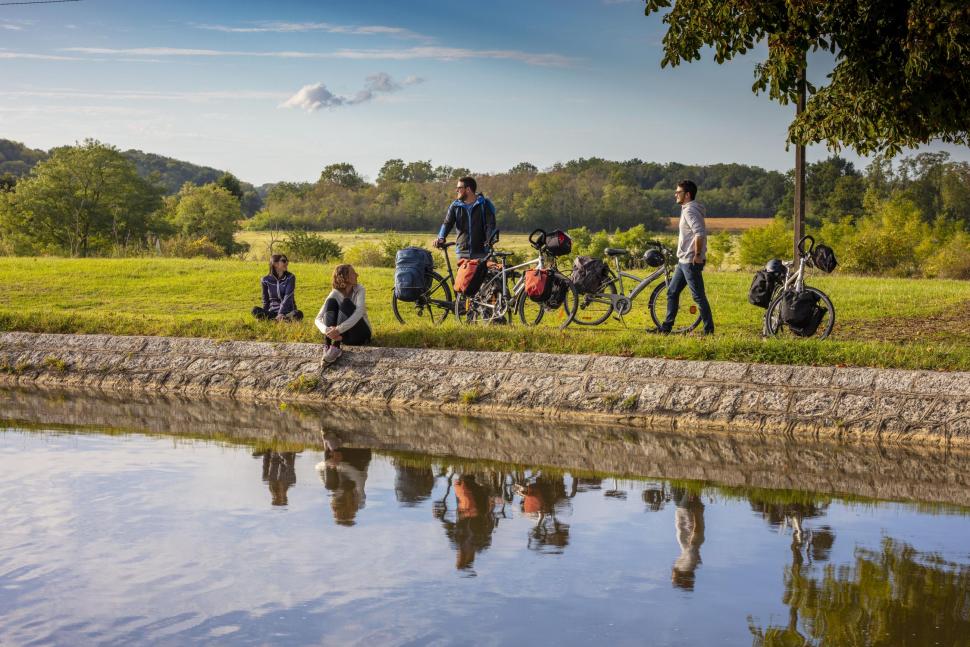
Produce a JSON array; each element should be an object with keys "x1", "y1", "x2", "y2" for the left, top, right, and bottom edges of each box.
[{"x1": 438, "y1": 194, "x2": 497, "y2": 259}]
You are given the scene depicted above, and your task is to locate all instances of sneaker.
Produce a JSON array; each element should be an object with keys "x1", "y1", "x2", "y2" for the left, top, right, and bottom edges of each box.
[{"x1": 323, "y1": 345, "x2": 343, "y2": 364}]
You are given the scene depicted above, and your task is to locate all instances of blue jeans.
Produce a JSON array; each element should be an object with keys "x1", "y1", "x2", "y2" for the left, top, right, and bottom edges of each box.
[{"x1": 662, "y1": 262, "x2": 714, "y2": 334}]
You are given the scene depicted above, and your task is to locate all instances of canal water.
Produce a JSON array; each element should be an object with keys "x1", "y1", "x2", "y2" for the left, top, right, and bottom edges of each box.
[{"x1": 2, "y1": 392, "x2": 970, "y2": 645}]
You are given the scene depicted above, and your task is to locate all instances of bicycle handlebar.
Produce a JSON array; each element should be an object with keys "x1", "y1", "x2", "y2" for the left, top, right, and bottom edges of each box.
[
  {"x1": 528, "y1": 229, "x2": 546, "y2": 250},
  {"x1": 797, "y1": 235, "x2": 815, "y2": 258}
]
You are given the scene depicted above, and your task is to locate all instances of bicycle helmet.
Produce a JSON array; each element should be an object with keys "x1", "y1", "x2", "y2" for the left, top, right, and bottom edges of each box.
[
  {"x1": 765, "y1": 259, "x2": 786, "y2": 275},
  {"x1": 643, "y1": 248, "x2": 664, "y2": 268}
]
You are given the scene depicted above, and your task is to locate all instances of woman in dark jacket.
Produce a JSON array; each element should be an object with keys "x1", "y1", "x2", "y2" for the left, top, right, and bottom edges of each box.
[{"x1": 252, "y1": 254, "x2": 303, "y2": 321}]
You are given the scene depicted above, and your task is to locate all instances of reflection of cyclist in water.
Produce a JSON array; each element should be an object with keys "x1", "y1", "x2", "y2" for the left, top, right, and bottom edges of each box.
[
  {"x1": 671, "y1": 486, "x2": 705, "y2": 590},
  {"x1": 393, "y1": 461, "x2": 436, "y2": 507},
  {"x1": 316, "y1": 447, "x2": 372, "y2": 526},
  {"x1": 432, "y1": 471, "x2": 508, "y2": 572},
  {"x1": 253, "y1": 450, "x2": 300, "y2": 506},
  {"x1": 516, "y1": 472, "x2": 573, "y2": 554}
]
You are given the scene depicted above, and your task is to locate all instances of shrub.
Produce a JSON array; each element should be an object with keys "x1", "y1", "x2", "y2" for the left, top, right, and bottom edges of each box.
[
  {"x1": 160, "y1": 235, "x2": 226, "y2": 259},
  {"x1": 281, "y1": 231, "x2": 342, "y2": 263},
  {"x1": 738, "y1": 217, "x2": 792, "y2": 266},
  {"x1": 343, "y1": 243, "x2": 387, "y2": 267},
  {"x1": 924, "y1": 230, "x2": 970, "y2": 279}
]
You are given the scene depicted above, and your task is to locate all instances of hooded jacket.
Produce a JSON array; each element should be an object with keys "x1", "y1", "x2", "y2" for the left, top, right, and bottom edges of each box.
[
  {"x1": 260, "y1": 271, "x2": 297, "y2": 315},
  {"x1": 438, "y1": 193, "x2": 497, "y2": 258}
]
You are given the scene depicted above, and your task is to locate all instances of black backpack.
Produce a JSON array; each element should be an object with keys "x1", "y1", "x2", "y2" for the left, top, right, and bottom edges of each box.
[
  {"x1": 394, "y1": 247, "x2": 434, "y2": 302},
  {"x1": 748, "y1": 270, "x2": 780, "y2": 308},
  {"x1": 811, "y1": 244, "x2": 838, "y2": 273},
  {"x1": 571, "y1": 256, "x2": 608, "y2": 294}
]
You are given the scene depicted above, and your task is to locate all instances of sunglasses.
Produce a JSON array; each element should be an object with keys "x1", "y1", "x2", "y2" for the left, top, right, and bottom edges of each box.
[{"x1": 455, "y1": 186, "x2": 466, "y2": 191}]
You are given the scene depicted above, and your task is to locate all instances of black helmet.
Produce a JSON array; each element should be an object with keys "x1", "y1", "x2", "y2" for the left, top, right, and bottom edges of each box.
[
  {"x1": 643, "y1": 248, "x2": 664, "y2": 268},
  {"x1": 765, "y1": 259, "x2": 786, "y2": 275}
]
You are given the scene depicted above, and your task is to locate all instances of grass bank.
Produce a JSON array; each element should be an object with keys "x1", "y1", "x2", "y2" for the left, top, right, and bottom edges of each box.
[{"x1": 1, "y1": 257, "x2": 968, "y2": 370}]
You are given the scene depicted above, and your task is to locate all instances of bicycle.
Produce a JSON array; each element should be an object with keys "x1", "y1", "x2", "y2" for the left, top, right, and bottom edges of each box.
[
  {"x1": 573, "y1": 241, "x2": 703, "y2": 333},
  {"x1": 455, "y1": 231, "x2": 579, "y2": 329},
  {"x1": 391, "y1": 242, "x2": 456, "y2": 326},
  {"x1": 764, "y1": 235, "x2": 836, "y2": 340}
]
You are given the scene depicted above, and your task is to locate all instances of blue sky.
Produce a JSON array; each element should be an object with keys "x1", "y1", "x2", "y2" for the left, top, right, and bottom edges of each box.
[{"x1": 1, "y1": 0, "x2": 967, "y2": 184}]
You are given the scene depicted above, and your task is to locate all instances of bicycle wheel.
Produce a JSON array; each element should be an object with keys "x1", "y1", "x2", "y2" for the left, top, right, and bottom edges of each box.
[
  {"x1": 516, "y1": 279, "x2": 579, "y2": 330},
  {"x1": 648, "y1": 281, "x2": 702, "y2": 333},
  {"x1": 392, "y1": 271, "x2": 452, "y2": 326},
  {"x1": 572, "y1": 278, "x2": 617, "y2": 326},
  {"x1": 765, "y1": 287, "x2": 835, "y2": 340},
  {"x1": 456, "y1": 272, "x2": 512, "y2": 325}
]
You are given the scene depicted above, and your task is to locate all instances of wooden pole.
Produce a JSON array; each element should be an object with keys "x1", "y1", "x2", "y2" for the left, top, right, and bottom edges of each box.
[{"x1": 793, "y1": 64, "x2": 806, "y2": 261}]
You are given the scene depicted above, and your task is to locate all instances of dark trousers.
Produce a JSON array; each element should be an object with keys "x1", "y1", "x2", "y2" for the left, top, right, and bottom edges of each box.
[
  {"x1": 662, "y1": 262, "x2": 714, "y2": 334},
  {"x1": 252, "y1": 307, "x2": 303, "y2": 321},
  {"x1": 323, "y1": 298, "x2": 371, "y2": 347}
]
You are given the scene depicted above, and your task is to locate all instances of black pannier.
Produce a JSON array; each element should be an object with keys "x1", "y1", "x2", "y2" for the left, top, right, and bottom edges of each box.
[
  {"x1": 394, "y1": 247, "x2": 434, "y2": 302},
  {"x1": 544, "y1": 273, "x2": 570, "y2": 309},
  {"x1": 748, "y1": 270, "x2": 779, "y2": 308},
  {"x1": 790, "y1": 305, "x2": 827, "y2": 337},
  {"x1": 811, "y1": 244, "x2": 838, "y2": 273},
  {"x1": 571, "y1": 256, "x2": 608, "y2": 294},
  {"x1": 543, "y1": 230, "x2": 572, "y2": 256},
  {"x1": 780, "y1": 290, "x2": 826, "y2": 336}
]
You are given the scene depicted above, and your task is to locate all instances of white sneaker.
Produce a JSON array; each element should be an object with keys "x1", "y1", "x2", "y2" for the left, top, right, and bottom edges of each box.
[{"x1": 323, "y1": 345, "x2": 343, "y2": 364}]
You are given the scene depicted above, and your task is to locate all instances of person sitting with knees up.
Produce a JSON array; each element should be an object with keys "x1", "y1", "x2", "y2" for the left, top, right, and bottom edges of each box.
[
  {"x1": 315, "y1": 264, "x2": 372, "y2": 364},
  {"x1": 252, "y1": 254, "x2": 304, "y2": 322}
]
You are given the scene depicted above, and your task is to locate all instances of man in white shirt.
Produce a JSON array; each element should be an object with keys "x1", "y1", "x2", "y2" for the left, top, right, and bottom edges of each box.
[{"x1": 659, "y1": 179, "x2": 715, "y2": 335}]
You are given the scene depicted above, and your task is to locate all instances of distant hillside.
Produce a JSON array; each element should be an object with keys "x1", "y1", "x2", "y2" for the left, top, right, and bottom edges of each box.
[{"x1": 0, "y1": 139, "x2": 262, "y2": 216}]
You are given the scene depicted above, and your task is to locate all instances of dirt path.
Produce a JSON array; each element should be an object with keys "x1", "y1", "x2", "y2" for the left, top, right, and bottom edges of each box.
[{"x1": 838, "y1": 300, "x2": 970, "y2": 344}]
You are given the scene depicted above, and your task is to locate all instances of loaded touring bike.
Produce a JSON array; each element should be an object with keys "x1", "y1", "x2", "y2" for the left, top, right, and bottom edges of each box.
[
  {"x1": 572, "y1": 241, "x2": 703, "y2": 333},
  {"x1": 760, "y1": 235, "x2": 836, "y2": 340},
  {"x1": 391, "y1": 241, "x2": 456, "y2": 326}
]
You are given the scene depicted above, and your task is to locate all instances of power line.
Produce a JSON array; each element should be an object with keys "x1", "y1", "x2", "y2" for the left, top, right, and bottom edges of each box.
[{"x1": 0, "y1": 0, "x2": 82, "y2": 5}]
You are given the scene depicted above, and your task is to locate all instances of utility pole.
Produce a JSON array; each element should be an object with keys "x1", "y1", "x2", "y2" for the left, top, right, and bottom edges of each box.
[{"x1": 793, "y1": 61, "x2": 806, "y2": 261}]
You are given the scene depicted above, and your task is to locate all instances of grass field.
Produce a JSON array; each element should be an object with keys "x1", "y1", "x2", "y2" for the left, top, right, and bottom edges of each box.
[{"x1": 1, "y1": 257, "x2": 968, "y2": 370}]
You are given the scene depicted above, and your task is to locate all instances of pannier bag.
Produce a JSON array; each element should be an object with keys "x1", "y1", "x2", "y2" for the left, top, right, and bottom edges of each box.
[
  {"x1": 455, "y1": 258, "x2": 488, "y2": 297},
  {"x1": 571, "y1": 256, "x2": 608, "y2": 294},
  {"x1": 544, "y1": 273, "x2": 570, "y2": 309},
  {"x1": 748, "y1": 270, "x2": 779, "y2": 308},
  {"x1": 543, "y1": 230, "x2": 573, "y2": 257},
  {"x1": 781, "y1": 290, "x2": 820, "y2": 334},
  {"x1": 811, "y1": 244, "x2": 838, "y2": 273},
  {"x1": 394, "y1": 247, "x2": 434, "y2": 302},
  {"x1": 790, "y1": 305, "x2": 827, "y2": 337},
  {"x1": 524, "y1": 269, "x2": 552, "y2": 302}
]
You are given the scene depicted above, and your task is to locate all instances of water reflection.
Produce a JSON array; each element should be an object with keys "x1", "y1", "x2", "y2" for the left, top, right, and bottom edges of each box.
[
  {"x1": 252, "y1": 450, "x2": 300, "y2": 506},
  {"x1": 316, "y1": 447, "x2": 371, "y2": 526},
  {"x1": 670, "y1": 487, "x2": 705, "y2": 591}
]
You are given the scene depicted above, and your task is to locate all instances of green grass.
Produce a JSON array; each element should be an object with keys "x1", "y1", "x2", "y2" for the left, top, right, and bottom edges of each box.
[{"x1": 1, "y1": 256, "x2": 969, "y2": 370}]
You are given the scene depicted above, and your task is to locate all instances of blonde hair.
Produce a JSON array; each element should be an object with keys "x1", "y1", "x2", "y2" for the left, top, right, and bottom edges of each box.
[{"x1": 332, "y1": 264, "x2": 354, "y2": 291}]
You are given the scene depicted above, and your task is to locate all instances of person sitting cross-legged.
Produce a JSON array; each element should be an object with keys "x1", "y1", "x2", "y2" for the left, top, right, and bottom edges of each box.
[
  {"x1": 315, "y1": 264, "x2": 372, "y2": 364},
  {"x1": 252, "y1": 254, "x2": 303, "y2": 322}
]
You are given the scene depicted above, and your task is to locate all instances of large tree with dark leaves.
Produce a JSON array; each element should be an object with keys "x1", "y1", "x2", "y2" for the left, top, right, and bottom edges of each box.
[{"x1": 644, "y1": 0, "x2": 970, "y2": 156}]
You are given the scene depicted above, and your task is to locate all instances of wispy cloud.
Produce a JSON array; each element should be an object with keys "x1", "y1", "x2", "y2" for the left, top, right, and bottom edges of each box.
[
  {"x1": 60, "y1": 45, "x2": 574, "y2": 67},
  {"x1": 280, "y1": 73, "x2": 423, "y2": 112},
  {"x1": 1, "y1": 88, "x2": 287, "y2": 102},
  {"x1": 192, "y1": 21, "x2": 432, "y2": 41},
  {"x1": 0, "y1": 50, "x2": 80, "y2": 61}
]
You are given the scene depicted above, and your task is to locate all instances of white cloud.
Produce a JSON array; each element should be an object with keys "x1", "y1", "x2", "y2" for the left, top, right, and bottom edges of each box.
[
  {"x1": 60, "y1": 45, "x2": 574, "y2": 67},
  {"x1": 0, "y1": 88, "x2": 286, "y2": 102},
  {"x1": 280, "y1": 73, "x2": 423, "y2": 112},
  {"x1": 0, "y1": 50, "x2": 79, "y2": 61},
  {"x1": 192, "y1": 21, "x2": 432, "y2": 41}
]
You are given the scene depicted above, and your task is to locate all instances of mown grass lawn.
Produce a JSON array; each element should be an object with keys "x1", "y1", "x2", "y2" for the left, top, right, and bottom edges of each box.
[{"x1": 1, "y1": 257, "x2": 968, "y2": 370}]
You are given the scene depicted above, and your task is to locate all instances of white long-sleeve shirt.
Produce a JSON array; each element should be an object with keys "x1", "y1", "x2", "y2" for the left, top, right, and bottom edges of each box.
[
  {"x1": 676, "y1": 200, "x2": 707, "y2": 263},
  {"x1": 314, "y1": 285, "x2": 372, "y2": 336}
]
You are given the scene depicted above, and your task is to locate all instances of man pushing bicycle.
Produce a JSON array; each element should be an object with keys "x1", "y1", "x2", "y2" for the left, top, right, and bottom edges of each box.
[{"x1": 434, "y1": 176, "x2": 497, "y2": 259}]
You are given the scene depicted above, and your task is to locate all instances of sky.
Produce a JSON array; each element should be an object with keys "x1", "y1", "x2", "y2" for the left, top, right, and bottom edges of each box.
[{"x1": 1, "y1": 0, "x2": 968, "y2": 185}]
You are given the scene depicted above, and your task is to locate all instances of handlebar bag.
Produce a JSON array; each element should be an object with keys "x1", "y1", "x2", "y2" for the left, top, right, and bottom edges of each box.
[
  {"x1": 811, "y1": 244, "x2": 838, "y2": 273},
  {"x1": 571, "y1": 256, "x2": 608, "y2": 294},
  {"x1": 525, "y1": 268, "x2": 552, "y2": 302},
  {"x1": 543, "y1": 230, "x2": 572, "y2": 257},
  {"x1": 394, "y1": 247, "x2": 434, "y2": 302},
  {"x1": 455, "y1": 258, "x2": 487, "y2": 297},
  {"x1": 747, "y1": 270, "x2": 778, "y2": 309}
]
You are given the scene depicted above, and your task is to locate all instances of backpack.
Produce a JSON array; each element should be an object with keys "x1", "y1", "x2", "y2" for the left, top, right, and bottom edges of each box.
[
  {"x1": 571, "y1": 256, "x2": 608, "y2": 294},
  {"x1": 811, "y1": 244, "x2": 838, "y2": 273},
  {"x1": 455, "y1": 258, "x2": 488, "y2": 297},
  {"x1": 543, "y1": 230, "x2": 572, "y2": 257},
  {"x1": 524, "y1": 269, "x2": 551, "y2": 302},
  {"x1": 393, "y1": 247, "x2": 433, "y2": 302},
  {"x1": 781, "y1": 290, "x2": 819, "y2": 329},
  {"x1": 748, "y1": 270, "x2": 780, "y2": 308}
]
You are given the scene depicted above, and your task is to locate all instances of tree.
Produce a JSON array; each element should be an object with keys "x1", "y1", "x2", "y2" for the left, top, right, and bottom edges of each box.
[
  {"x1": 216, "y1": 172, "x2": 243, "y2": 201},
  {"x1": 508, "y1": 162, "x2": 539, "y2": 176},
  {"x1": 404, "y1": 160, "x2": 435, "y2": 183},
  {"x1": 1, "y1": 139, "x2": 162, "y2": 256},
  {"x1": 377, "y1": 158, "x2": 408, "y2": 185},
  {"x1": 170, "y1": 182, "x2": 241, "y2": 255},
  {"x1": 644, "y1": 0, "x2": 970, "y2": 156},
  {"x1": 319, "y1": 163, "x2": 366, "y2": 190}
]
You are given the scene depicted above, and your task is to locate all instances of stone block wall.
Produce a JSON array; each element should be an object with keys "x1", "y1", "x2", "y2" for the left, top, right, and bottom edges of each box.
[{"x1": 1, "y1": 332, "x2": 968, "y2": 446}]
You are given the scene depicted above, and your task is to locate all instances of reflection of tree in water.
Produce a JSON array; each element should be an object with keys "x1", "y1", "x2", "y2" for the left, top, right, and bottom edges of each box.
[
  {"x1": 749, "y1": 537, "x2": 970, "y2": 646},
  {"x1": 252, "y1": 450, "x2": 300, "y2": 506},
  {"x1": 316, "y1": 447, "x2": 372, "y2": 526},
  {"x1": 517, "y1": 473, "x2": 574, "y2": 555}
]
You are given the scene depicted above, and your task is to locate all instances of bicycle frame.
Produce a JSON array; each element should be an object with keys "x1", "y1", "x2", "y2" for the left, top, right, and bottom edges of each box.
[{"x1": 611, "y1": 255, "x2": 670, "y2": 303}]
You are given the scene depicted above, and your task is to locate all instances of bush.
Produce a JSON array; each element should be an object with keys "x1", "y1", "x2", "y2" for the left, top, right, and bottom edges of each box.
[
  {"x1": 343, "y1": 243, "x2": 387, "y2": 267},
  {"x1": 161, "y1": 235, "x2": 226, "y2": 259},
  {"x1": 738, "y1": 217, "x2": 792, "y2": 266},
  {"x1": 923, "y1": 231, "x2": 970, "y2": 279},
  {"x1": 280, "y1": 231, "x2": 342, "y2": 263}
]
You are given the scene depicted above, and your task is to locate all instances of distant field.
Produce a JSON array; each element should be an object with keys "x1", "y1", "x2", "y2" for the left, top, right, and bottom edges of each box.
[
  {"x1": 1, "y1": 257, "x2": 968, "y2": 370},
  {"x1": 667, "y1": 217, "x2": 772, "y2": 231}
]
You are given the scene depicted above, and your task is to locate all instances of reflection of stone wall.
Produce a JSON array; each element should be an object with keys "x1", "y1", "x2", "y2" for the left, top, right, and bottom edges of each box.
[
  {"x1": 3, "y1": 386, "x2": 970, "y2": 508},
  {"x1": 1, "y1": 331, "x2": 968, "y2": 446}
]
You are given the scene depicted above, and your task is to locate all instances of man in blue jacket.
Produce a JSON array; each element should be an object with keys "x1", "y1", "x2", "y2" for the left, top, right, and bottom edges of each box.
[{"x1": 434, "y1": 176, "x2": 496, "y2": 259}]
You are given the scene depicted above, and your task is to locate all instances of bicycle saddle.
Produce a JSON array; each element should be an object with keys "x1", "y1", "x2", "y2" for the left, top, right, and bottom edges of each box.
[
  {"x1": 604, "y1": 248, "x2": 629, "y2": 256},
  {"x1": 491, "y1": 251, "x2": 514, "y2": 258}
]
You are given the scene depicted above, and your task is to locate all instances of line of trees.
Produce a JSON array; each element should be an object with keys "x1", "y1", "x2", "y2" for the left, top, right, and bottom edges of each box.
[{"x1": 249, "y1": 157, "x2": 788, "y2": 233}]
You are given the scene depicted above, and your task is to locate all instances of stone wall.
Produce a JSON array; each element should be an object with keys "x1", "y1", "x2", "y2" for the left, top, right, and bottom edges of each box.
[{"x1": 1, "y1": 331, "x2": 968, "y2": 446}]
